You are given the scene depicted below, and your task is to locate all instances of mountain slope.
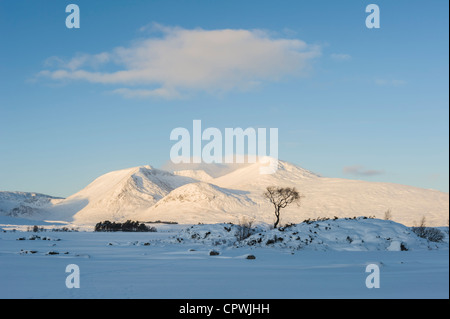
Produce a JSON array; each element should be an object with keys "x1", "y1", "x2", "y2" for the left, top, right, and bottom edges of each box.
[
  {"x1": 214, "y1": 160, "x2": 448, "y2": 226},
  {"x1": 47, "y1": 166, "x2": 197, "y2": 224},
  {"x1": 0, "y1": 192, "x2": 63, "y2": 219},
  {"x1": 133, "y1": 182, "x2": 257, "y2": 224},
  {"x1": 212, "y1": 159, "x2": 319, "y2": 190},
  {"x1": 173, "y1": 170, "x2": 214, "y2": 182}
]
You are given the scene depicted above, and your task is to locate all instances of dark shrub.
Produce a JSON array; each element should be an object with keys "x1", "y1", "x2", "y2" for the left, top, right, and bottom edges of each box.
[
  {"x1": 95, "y1": 220, "x2": 156, "y2": 232},
  {"x1": 411, "y1": 217, "x2": 445, "y2": 243},
  {"x1": 412, "y1": 227, "x2": 445, "y2": 243}
]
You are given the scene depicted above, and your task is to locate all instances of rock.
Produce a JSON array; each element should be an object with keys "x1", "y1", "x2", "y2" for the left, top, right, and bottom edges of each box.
[
  {"x1": 387, "y1": 241, "x2": 402, "y2": 251},
  {"x1": 209, "y1": 250, "x2": 220, "y2": 256}
]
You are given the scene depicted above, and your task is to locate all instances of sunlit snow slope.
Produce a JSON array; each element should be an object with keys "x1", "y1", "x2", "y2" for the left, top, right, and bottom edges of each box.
[{"x1": 1, "y1": 160, "x2": 448, "y2": 226}]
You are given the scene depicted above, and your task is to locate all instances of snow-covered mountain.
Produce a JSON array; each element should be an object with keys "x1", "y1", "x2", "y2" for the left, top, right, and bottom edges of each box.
[
  {"x1": 0, "y1": 192, "x2": 63, "y2": 219},
  {"x1": 1, "y1": 159, "x2": 448, "y2": 226},
  {"x1": 47, "y1": 165, "x2": 197, "y2": 224},
  {"x1": 135, "y1": 160, "x2": 449, "y2": 226}
]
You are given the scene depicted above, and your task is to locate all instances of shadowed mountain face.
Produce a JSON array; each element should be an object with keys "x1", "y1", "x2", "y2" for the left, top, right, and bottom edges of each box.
[
  {"x1": 1, "y1": 159, "x2": 448, "y2": 226},
  {"x1": 0, "y1": 192, "x2": 64, "y2": 219}
]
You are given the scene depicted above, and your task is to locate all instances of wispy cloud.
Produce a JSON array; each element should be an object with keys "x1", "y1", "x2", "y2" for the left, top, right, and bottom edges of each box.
[
  {"x1": 37, "y1": 24, "x2": 321, "y2": 99},
  {"x1": 343, "y1": 165, "x2": 384, "y2": 177},
  {"x1": 111, "y1": 87, "x2": 180, "y2": 99},
  {"x1": 330, "y1": 53, "x2": 351, "y2": 61},
  {"x1": 374, "y1": 79, "x2": 406, "y2": 87},
  {"x1": 44, "y1": 53, "x2": 111, "y2": 71}
]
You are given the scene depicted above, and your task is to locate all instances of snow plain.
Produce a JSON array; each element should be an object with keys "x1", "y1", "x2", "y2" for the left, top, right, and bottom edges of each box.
[{"x1": 0, "y1": 217, "x2": 448, "y2": 299}]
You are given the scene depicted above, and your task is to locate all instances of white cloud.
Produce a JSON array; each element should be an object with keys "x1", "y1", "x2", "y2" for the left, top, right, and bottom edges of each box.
[{"x1": 38, "y1": 25, "x2": 321, "y2": 98}]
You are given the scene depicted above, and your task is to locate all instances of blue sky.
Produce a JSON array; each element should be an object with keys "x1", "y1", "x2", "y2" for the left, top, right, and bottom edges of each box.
[{"x1": 0, "y1": 0, "x2": 448, "y2": 197}]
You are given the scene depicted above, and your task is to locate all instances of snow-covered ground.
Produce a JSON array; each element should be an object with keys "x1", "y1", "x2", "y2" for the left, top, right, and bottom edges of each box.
[{"x1": 0, "y1": 217, "x2": 448, "y2": 299}]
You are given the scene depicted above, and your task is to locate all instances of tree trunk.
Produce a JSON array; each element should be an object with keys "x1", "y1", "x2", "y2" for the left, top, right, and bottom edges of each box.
[{"x1": 274, "y1": 207, "x2": 280, "y2": 229}]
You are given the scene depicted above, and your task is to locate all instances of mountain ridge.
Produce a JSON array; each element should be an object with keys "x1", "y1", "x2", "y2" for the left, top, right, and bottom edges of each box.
[{"x1": 1, "y1": 159, "x2": 448, "y2": 226}]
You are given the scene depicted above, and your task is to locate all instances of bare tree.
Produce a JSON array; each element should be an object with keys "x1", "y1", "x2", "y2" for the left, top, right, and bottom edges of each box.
[
  {"x1": 412, "y1": 216, "x2": 427, "y2": 238},
  {"x1": 235, "y1": 216, "x2": 255, "y2": 242},
  {"x1": 263, "y1": 186, "x2": 303, "y2": 229},
  {"x1": 384, "y1": 209, "x2": 392, "y2": 221}
]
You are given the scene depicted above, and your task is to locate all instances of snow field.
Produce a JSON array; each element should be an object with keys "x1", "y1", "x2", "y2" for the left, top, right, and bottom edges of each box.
[{"x1": 0, "y1": 218, "x2": 448, "y2": 299}]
